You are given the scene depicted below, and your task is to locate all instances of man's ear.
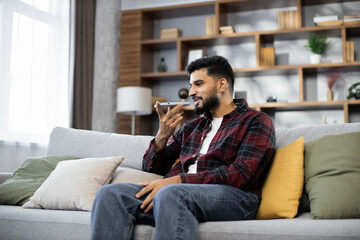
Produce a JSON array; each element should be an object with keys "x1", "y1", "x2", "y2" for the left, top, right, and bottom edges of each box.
[{"x1": 218, "y1": 78, "x2": 228, "y2": 93}]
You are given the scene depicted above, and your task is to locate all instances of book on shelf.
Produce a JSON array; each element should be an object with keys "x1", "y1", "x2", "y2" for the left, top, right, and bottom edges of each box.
[
  {"x1": 344, "y1": 19, "x2": 360, "y2": 26},
  {"x1": 346, "y1": 41, "x2": 354, "y2": 63},
  {"x1": 160, "y1": 28, "x2": 182, "y2": 39},
  {"x1": 219, "y1": 26, "x2": 234, "y2": 35},
  {"x1": 260, "y1": 47, "x2": 275, "y2": 67},
  {"x1": 313, "y1": 15, "x2": 338, "y2": 23},
  {"x1": 316, "y1": 20, "x2": 343, "y2": 26},
  {"x1": 344, "y1": 18, "x2": 360, "y2": 22},
  {"x1": 344, "y1": 14, "x2": 360, "y2": 19},
  {"x1": 206, "y1": 17, "x2": 216, "y2": 35},
  {"x1": 277, "y1": 10, "x2": 300, "y2": 30}
]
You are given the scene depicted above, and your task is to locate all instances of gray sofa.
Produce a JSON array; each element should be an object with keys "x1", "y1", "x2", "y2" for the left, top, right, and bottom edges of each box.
[{"x1": 1, "y1": 123, "x2": 360, "y2": 240}]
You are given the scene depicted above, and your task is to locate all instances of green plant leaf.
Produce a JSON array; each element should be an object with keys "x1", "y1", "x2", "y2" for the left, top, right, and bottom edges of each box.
[{"x1": 305, "y1": 33, "x2": 329, "y2": 55}]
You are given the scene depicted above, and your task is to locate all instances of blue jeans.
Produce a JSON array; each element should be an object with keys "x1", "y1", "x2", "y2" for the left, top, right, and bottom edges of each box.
[{"x1": 91, "y1": 183, "x2": 258, "y2": 240}]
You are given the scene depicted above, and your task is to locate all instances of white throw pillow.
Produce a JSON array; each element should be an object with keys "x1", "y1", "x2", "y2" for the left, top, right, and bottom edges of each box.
[
  {"x1": 22, "y1": 156, "x2": 124, "y2": 211},
  {"x1": 111, "y1": 167, "x2": 163, "y2": 184}
]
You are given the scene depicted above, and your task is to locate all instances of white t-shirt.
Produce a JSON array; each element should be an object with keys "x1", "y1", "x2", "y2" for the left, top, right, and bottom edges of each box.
[{"x1": 187, "y1": 117, "x2": 223, "y2": 173}]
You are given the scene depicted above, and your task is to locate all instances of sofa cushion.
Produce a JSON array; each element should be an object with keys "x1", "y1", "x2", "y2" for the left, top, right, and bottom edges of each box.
[
  {"x1": 275, "y1": 123, "x2": 360, "y2": 149},
  {"x1": 0, "y1": 156, "x2": 79, "y2": 206},
  {"x1": 305, "y1": 131, "x2": 360, "y2": 219},
  {"x1": 46, "y1": 127, "x2": 153, "y2": 170},
  {"x1": 256, "y1": 137, "x2": 304, "y2": 219},
  {"x1": 111, "y1": 167, "x2": 163, "y2": 184},
  {"x1": 23, "y1": 157, "x2": 123, "y2": 211},
  {"x1": 2, "y1": 205, "x2": 360, "y2": 240}
]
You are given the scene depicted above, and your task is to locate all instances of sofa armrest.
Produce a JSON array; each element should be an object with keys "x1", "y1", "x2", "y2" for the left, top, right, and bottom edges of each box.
[{"x1": 0, "y1": 173, "x2": 12, "y2": 184}]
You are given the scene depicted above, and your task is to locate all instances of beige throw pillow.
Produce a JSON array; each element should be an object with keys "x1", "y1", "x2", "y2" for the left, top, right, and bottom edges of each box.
[
  {"x1": 22, "y1": 156, "x2": 124, "y2": 211},
  {"x1": 111, "y1": 167, "x2": 163, "y2": 184}
]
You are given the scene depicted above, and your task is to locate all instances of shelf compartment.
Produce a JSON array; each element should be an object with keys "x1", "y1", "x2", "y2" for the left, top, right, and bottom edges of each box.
[
  {"x1": 141, "y1": 39, "x2": 177, "y2": 50},
  {"x1": 260, "y1": 26, "x2": 341, "y2": 42},
  {"x1": 253, "y1": 100, "x2": 349, "y2": 111},
  {"x1": 219, "y1": 0, "x2": 299, "y2": 34},
  {"x1": 141, "y1": 71, "x2": 187, "y2": 81},
  {"x1": 301, "y1": 1, "x2": 360, "y2": 28},
  {"x1": 141, "y1": 3, "x2": 215, "y2": 40},
  {"x1": 219, "y1": 0, "x2": 298, "y2": 13},
  {"x1": 301, "y1": 0, "x2": 360, "y2": 6}
]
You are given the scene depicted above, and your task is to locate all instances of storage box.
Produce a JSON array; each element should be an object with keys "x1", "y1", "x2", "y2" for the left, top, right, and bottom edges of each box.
[{"x1": 160, "y1": 28, "x2": 182, "y2": 39}]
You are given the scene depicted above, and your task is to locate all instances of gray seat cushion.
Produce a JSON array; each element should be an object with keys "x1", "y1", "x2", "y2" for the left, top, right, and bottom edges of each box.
[{"x1": 1, "y1": 205, "x2": 360, "y2": 240}]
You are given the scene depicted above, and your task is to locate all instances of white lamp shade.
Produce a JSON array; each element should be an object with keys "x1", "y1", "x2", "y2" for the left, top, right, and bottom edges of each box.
[{"x1": 116, "y1": 87, "x2": 152, "y2": 115}]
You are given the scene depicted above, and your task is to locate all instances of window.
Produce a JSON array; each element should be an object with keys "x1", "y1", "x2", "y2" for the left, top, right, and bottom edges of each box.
[{"x1": 0, "y1": 0, "x2": 71, "y2": 144}]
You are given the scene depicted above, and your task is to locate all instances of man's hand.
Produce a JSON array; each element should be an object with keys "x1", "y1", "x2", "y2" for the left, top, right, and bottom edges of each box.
[
  {"x1": 154, "y1": 102, "x2": 184, "y2": 152},
  {"x1": 135, "y1": 175, "x2": 182, "y2": 213}
]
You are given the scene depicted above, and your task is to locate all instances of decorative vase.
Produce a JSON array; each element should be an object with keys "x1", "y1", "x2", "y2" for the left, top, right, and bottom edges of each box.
[
  {"x1": 310, "y1": 54, "x2": 322, "y2": 64},
  {"x1": 327, "y1": 88, "x2": 333, "y2": 101},
  {"x1": 157, "y1": 57, "x2": 168, "y2": 72}
]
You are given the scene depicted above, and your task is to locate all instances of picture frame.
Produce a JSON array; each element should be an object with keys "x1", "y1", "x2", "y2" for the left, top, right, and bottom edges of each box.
[{"x1": 187, "y1": 47, "x2": 205, "y2": 66}]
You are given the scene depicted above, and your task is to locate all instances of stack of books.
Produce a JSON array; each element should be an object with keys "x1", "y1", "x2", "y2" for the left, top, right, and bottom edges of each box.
[
  {"x1": 277, "y1": 10, "x2": 300, "y2": 30},
  {"x1": 219, "y1": 26, "x2": 234, "y2": 35},
  {"x1": 160, "y1": 28, "x2": 182, "y2": 39},
  {"x1": 260, "y1": 47, "x2": 275, "y2": 67},
  {"x1": 345, "y1": 41, "x2": 354, "y2": 62},
  {"x1": 343, "y1": 14, "x2": 360, "y2": 26},
  {"x1": 206, "y1": 17, "x2": 217, "y2": 35},
  {"x1": 313, "y1": 15, "x2": 343, "y2": 26}
]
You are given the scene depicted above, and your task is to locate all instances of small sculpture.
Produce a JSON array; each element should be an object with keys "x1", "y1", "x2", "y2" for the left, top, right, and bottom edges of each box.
[
  {"x1": 178, "y1": 88, "x2": 189, "y2": 102},
  {"x1": 157, "y1": 57, "x2": 168, "y2": 72}
]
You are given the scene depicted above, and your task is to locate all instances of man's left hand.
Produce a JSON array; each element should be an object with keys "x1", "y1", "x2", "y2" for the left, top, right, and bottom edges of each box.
[{"x1": 135, "y1": 175, "x2": 182, "y2": 213}]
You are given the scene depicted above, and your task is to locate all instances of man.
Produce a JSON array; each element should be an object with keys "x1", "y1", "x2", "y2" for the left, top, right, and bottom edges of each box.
[{"x1": 91, "y1": 56, "x2": 275, "y2": 240}]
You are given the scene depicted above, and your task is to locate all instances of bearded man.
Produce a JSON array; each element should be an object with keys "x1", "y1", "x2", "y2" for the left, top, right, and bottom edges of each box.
[{"x1": 91, "y1": 55, "x2": 276, "y2": 240}]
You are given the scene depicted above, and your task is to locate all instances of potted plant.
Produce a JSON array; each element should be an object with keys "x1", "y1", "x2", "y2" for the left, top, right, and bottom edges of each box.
[
  {"x1": 305, "y1": 33, "x2": 329, "y2": 64},
  {"x1": 347, "y1": 82, "x2": 360, "y2": 100}
]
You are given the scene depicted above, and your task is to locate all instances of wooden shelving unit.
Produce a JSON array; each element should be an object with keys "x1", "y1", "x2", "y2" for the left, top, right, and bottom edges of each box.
[{"x1": 119, "y1": 0, "x2": 360, "y2": 135}]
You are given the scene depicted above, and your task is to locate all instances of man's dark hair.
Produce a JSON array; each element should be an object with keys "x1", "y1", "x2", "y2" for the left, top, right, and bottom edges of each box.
[{"x1": 186, "y1": 55, "x2": 234, "y2": 92}]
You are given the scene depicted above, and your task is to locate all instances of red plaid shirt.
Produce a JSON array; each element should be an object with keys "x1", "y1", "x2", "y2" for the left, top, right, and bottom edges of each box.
[{"x1": 143, "y1": 99, "x2": 275, "y2": 198}]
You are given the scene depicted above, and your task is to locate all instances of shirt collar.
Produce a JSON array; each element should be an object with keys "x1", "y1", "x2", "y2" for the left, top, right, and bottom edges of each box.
[{"x1": 204, "y1": 98, "x2": 249, "y2": 120}]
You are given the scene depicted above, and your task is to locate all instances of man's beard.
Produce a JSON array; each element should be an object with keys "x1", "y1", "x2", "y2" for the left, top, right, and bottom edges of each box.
[{"x1": 194, "y1": 90, "x2": 220, "y2": 115}]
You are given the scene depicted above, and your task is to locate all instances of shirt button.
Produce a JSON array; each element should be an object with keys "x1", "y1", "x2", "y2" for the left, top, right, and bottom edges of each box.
[{"x1": 192, "y1": 154, "x2": 196, "y2": 158}]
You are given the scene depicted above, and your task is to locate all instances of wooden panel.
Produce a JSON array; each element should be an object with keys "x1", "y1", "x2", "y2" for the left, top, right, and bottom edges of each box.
[
  {"x1": 121, "y1": 29, "x2": 141, "y2": 42},
  {"x1": 341, "y1": 27, "x2": 347, "y2": 62},
  {"x1": 296, "y1": 0, "x2": 302, "y2": 27},
  {"x1": 344, "y1": 102, "x2": 349, "y2": 123},
  {"x1": 119, "y1": 11, "x2": 146, "y2": 134},
  {"x1": 117, "y1": 115, "x2": 153, "y2": 135},
  {"x1": 120, "y1": 52, "x2": 141, "y2": 70},
  {"x1": 121, "y1": 12, "x2": 142, "y2": 28},
  {"x1": 255, "y1": 34, "x2": 261, "y2": 67},
  {"x1": 298, "y1": 68, "x2": 304, "y2": 102}
]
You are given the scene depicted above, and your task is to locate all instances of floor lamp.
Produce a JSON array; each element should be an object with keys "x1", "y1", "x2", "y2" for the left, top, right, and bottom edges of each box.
[{"x1": 116, "y1": 86, "x2": 152, "y2": 135}]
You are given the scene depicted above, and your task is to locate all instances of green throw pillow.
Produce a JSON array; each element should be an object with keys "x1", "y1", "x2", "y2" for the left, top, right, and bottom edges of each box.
[
  {"x1": 0, "y1": 156, "x2": 78, "y2": 205},
  {"x1": 305, "y1": 131, "x2": 360, "y2": 219}
]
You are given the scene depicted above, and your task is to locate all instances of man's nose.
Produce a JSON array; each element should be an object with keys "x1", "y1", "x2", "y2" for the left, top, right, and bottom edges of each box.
[{"x1": 189, "y1": 86, "x2": 196, "y2": 96}]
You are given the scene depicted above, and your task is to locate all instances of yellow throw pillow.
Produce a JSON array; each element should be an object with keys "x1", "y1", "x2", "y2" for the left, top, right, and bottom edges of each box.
[{"x1": 256, "y1": 137, "x2": 305, "y2": 219}]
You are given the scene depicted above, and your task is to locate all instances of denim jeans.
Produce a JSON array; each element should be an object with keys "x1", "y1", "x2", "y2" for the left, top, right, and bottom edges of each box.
[{"x1": 91, "y1": 183, "x2": 258, "y2": 240}]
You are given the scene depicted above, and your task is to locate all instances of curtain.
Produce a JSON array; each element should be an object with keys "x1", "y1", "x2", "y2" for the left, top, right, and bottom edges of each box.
[
  {"x1": 0, "y1": 0, "x2": 72, "y2": 172},
  {"x1": 71, "y1": 0, "x2": 97, "y2": 130},
  {"x1": 0, "y1": 0, "x2": 72, "y2": 145}
]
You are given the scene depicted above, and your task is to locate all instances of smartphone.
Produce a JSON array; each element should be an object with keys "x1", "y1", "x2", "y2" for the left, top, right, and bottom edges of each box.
[{"x1": 154, "y1": 102, "x2": 190, "y2": 108}]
